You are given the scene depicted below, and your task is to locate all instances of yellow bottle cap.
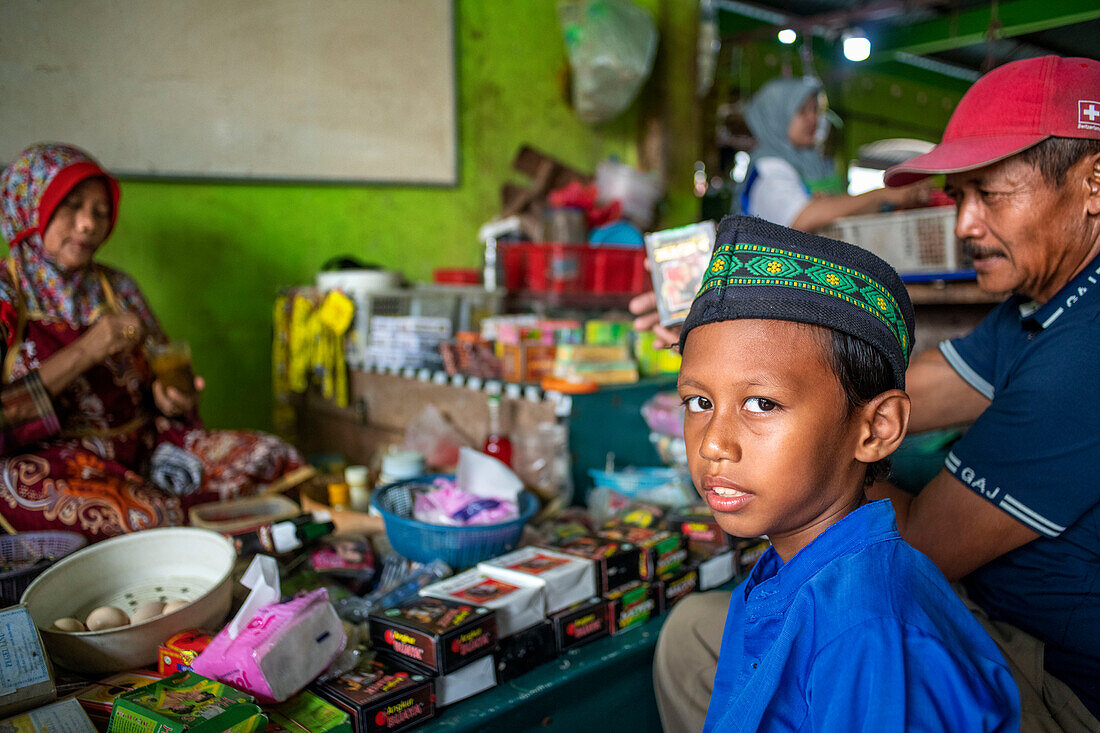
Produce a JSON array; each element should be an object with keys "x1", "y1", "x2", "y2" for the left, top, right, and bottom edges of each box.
[{"x1": 328, "y1": 482, "x2": 350, "y2": 508}]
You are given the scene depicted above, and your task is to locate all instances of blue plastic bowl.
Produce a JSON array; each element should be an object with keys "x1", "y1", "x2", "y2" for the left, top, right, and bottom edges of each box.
[{"x1": 371, "y1": 474, "x2": 539, "y2": 569}]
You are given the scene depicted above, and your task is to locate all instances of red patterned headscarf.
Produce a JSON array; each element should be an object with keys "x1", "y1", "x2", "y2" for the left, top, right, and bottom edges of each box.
[{"x1": 0, "y1": 143, "x2": 155, "y2": 330}]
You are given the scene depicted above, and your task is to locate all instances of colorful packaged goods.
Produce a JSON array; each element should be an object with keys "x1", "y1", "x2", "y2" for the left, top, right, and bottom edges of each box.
[
  {"x1": 644, "y1": 220, "x2": 717, "y2": 328},
  {"x1": 158, "y1": 630, "x2": 214, "y2": 675},
  {"x1": 605, "y1": 581, "x2": 659, "y2": 634},
  {"x1": 0, "y1": 605, "x2": 55, "y2": 717},
  {"x1": 420, "y1": 569, "x2": 544, "y2": 637},
  {"x1": 107, "y1": 671, "x2": 267, "y2": 732},
  {"x1": 1, "y1": 698, "x2": 96, "y2": 733},
  {"x1": 543, "y1": 536, "x2": 642, "y2": 595},
  {"x1": 598, "y1": 524, "x2": 686, "y2": 580},
  {"x1": 656, "y1": 565, "x2": 698, "y2": 614},
  {"x1": 368, "y1": 597, "x2": 497, "y2": 675},
  {"x1": 265, "y1": 689, "x2": 352, "y2": 733},
  {"x1": 550, "y1": 597, "x2": 612, "y2": 653},
  {"x1": 478, "y1": 546, "x2": 597, "y2": 614},
  {"x1": 312, "y1": 659, "x2": 433, "y2": 733},
  {"x1": 78, "y1": 671, "x2": 162, "y2": 727},
  {"x1": 663, "y1": 506, "x2": 733, "y2": 555},
  {"x1": 383, "y1": 653, "x2": 496, "y2": 708}
]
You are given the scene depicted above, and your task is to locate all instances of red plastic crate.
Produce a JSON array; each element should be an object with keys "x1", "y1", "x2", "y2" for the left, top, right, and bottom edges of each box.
[{"x1": 500, "y1": 243, "x2": 646, "y2": 295}]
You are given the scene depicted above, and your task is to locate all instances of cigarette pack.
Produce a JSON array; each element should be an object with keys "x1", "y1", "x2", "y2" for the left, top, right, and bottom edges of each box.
[
  {"x1": 644, "y1": 221, "x2": 717, "y2": 327},
  {"x1": 382, "y1": 652, "x2": 496, "y2": 708},
  {"x1": 542, "y1": 537, "x2": 641, "y2": 595},
  {"x1": 550, "y1": 597, "x2": 612, "y2": 653},
  {"x1": 664, "y1": 506, "x2": 734, "y2": 555},
  {"x1": 732, "y1": 536, "x2": 772, "y2": 572},
  {"x1": 1, "y1": 698, "x2": 96, "y2": 733},
  {"x1": 495, "y1": 621, "x2": 557, "y2": 683},
  {"x1": 605, "y1": 581, "x2": 659, "y2": 635},
  {"x1": 420, "y1": 569, "x2": 544, "y2": 637},
  {"x1": 77, "y1": 671, "x2": 162, "y2": 726},
  {"x1": 265, "y1": 689, "x2": 352, "y2": 733},
  {"x1": 369, "y1": 597, "x2": 496, "y2": 675},
  {"x1": 598, "y1": 525, "x2": 686, "y2": 580},
  {"x1": 0, "y1": 604, "x2": 55, "y2": 718},
  {"x1": 311, "y1": 660, "x2": 432, "y2": 733},
  {"x1": 158, "y1": 629, "x2": 215, "y2": 675},
  {"x1": 657, "y1": 565, "x2": 698, "y2": 615},
  {"x1": 107, "y1": 671, "x2": 267, "y2": 732},
  {"x1": 478, "y1": 546, "x2": 596, "y2": 614}
]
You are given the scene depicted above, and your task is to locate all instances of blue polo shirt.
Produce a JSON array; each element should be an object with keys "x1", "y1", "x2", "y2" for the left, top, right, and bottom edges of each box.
[
  {"x1": 938, "y1": 252, "x2": 1100, "y2": 717},
  {"x1": 703, "y1": 500, "x2": 1019, "y2": 733}
]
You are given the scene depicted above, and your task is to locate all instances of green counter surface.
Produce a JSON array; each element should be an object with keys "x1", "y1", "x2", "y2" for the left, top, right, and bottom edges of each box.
[{"x1": 420, "y1": 612, "x2": 670, "y2": 733}]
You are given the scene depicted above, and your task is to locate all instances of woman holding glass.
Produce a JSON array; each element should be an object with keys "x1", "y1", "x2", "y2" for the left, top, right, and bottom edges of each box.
[{"x1": 0, "y1": 142, "x2": 302, "y2": 540}]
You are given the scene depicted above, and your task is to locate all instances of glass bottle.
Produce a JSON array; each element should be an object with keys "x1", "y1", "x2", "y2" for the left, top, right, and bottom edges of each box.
[{"x1": 483, "y1": 395, "x2": 513, "y2": 467}]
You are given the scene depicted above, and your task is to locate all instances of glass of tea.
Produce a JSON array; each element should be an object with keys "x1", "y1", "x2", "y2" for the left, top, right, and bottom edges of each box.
[{"x1": 146, "y1": 340, "x2": 196, "y2": 396}]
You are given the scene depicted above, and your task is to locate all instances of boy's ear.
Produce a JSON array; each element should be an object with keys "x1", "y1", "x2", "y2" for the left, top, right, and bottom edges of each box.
[{"x1": 853, "y1": 389, "x2": 911, "y2": 464}]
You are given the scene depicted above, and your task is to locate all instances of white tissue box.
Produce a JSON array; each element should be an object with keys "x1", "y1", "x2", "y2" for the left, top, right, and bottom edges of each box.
[
  {"x1": 478, "y1": 547, "x2": 596, "y2": 614},
  {"x1": 420, "y1": 569, "x2": 544, "y2": 637}
]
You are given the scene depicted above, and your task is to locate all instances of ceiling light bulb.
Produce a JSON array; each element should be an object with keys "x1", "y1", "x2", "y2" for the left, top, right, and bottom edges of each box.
[
  {"x1": 777, "y1": 28, "x2": 797, "y2": 44},
  {"x1": 843, "y1": 30, "x2": 870, "y2": 62}
]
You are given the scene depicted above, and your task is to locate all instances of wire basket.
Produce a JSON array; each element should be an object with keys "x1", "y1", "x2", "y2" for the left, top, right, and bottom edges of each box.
[
  {"x1": 0, "y1": 531, "x2": 87, "y2": 606},
  {"x1": 371, "y1": 475, "x2": 538, "y2": 569},
  {"x1": 819, "y1": 206, "x2": 966, "y2": 275}
]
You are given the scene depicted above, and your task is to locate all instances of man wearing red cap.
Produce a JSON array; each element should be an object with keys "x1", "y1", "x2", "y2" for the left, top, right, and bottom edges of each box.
[
  {"x1": 652, "y1": 55, "x2": 1100, "y2": 732},
  {"x1": 872, "y1": 55, "x2": 1100, "y2": 729}
]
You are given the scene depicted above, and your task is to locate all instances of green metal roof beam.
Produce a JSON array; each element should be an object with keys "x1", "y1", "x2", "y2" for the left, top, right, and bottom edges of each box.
[{"x1": 875, "y1": 0, "x2": 1100, "y2": 56}]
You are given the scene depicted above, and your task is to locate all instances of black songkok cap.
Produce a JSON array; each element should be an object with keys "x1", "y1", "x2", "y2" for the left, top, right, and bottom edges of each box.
[{"x1": 679, "y1": 216, "x2": 915, "y2": 390}]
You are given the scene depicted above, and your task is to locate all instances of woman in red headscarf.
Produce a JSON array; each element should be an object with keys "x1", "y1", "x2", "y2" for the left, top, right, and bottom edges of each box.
[{"x1": 0, "y1": 142, "x2": 303, "y2": 540}]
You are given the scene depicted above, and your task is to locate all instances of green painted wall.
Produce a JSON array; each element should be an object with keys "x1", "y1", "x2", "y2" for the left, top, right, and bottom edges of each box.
[{"x1": 17, "y1": 1, "x2": 698, "y2": 432}]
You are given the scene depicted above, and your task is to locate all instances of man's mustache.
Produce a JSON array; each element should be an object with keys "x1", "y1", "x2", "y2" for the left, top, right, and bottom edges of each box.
[{"x1": 961, "y1": 240, "x2": 1003, "y2": 259}]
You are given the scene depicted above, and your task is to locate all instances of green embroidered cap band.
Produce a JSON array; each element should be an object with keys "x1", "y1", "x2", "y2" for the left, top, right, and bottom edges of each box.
[{"x1": 679, "y1": 216, "x2": 915, "y2": 389}]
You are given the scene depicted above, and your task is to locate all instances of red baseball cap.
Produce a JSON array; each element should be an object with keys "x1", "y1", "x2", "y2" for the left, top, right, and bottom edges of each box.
[{"x1": 885, "y1": 56, "x2": 1100, "y2": 186}]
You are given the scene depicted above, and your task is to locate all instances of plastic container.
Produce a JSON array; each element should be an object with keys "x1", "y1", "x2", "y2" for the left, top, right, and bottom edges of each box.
[
  {"x1": 817, "y1": 206, "x2": 965, "y2": 275},
  {"x1": 371, "y1": 475, "x2": 538, "y2": 569},
  {"x1": 0, "y1": 531, "x2": 86, "y2": 606},
  {"x1": 378, "y1": 449, "x2": 427, "y2": 487},
  {"x1": 20, "y1": 527, "x2": 235, "y2": 674},
  {"x1": 345, "y1": 465, "x2": 370, "y2": 513},
  {"x1": 499, "y1": 242, "x2": 646, "y2": 295},
  {"x1": 595, "y1": 160, "x2": 662, "y2": 229}
]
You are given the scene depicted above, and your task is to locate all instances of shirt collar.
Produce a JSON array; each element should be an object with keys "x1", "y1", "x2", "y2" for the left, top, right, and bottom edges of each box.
[
  {"x1": 743, "y1": 499, "x2": 900, "y2": 603},
  {"x1": 1018, "y1": 250, "x2": 1100, "y2": 330}
]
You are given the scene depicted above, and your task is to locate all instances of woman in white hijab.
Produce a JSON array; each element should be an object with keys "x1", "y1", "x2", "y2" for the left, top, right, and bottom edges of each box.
[{"x1": 738, "y1": 76, "x2": 927, "y2": 231}]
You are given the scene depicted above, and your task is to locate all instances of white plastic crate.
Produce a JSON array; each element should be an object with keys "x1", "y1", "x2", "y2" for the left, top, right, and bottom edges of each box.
[{"x1": 819, "y1": 206, "x2": 965, "y2": 275}]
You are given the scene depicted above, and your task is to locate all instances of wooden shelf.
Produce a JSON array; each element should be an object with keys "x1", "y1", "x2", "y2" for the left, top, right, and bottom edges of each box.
[{"x1": 905, "y1": 281, "x2": 1005, "y2": 306}]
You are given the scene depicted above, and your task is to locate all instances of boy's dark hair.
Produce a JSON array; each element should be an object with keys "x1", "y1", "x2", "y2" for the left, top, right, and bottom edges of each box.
[{"x1": 824, "y1": 329, "x2": 896, "y2": 486}]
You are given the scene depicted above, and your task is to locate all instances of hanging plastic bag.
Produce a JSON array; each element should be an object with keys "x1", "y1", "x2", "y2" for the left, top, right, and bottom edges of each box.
[{"x1": 558, "y1": 0, "x2": 658, "y2": 123}]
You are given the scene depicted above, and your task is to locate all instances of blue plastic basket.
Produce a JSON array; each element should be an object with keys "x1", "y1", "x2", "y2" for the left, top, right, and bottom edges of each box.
[{"x1": 371, "y1": 474, "x2": 539, "y2": 569}]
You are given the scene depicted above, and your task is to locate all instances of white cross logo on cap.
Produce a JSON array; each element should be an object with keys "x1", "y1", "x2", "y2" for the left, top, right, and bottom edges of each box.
[{"x1": 1081, "y1": 100, "x2": 1100, "y2": 129}]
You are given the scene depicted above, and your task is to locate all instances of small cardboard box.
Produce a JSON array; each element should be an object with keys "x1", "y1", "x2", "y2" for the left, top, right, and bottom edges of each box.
[
  {"x1": 494, "y1": 620, "x2": 557, "y2": 683},
  {"x1": 312, "y1": 659, "x2": 433, "y2": 733},
  {"x1": 77, "y1": 670, "x2": 163, "y2": 726},
  {"x1": 478, "y1": 546, "x2": 596, "y2": 614},
  {"x1": 693, "y1": 549, "x2": 737, "y2": 591},
  {"x1": 158, "y1": 629, "x2": 214, "y2": 675},
  {"x1": 542, "y1": 537, "x2": 641, "y2": 595},
  {"x1": 598, "y1": 525, "x2": 686, "y2": 580},
  {"x1": 107, "y1": 671, "x2": 267, "y2": 732},
  {"x1": 657, "y1": 565, "x2": 698, "y2": 615},
  {"x1": 382, "y1": 652, "x2": 496, "y2": 708},
  {"x1": 550, "y1": 597, "x2": 611, "y2": 653},
  {"x1": 265, "y1": 689, "x2": 352, "y2": 733},
  {"x1": 0, "y1": 698, "x2": 96, "y2": 733},
  {"x1": 0, "y1": 604, "x2": 56, "y2": 718},
  {"x1": 664, "y1": 506, "x2": 734, "y2": 555},
  {"x1": 369, "y1": 597, "x2": 497, "y2": 675},
  {"x1": 420, "y1": 569, "x2": 544, "y2": 637},
  {"x1": 605, "y1": 581, "x2": 659, "y2": 635},
  {"x1": 732, "y1": 536, "x2": 771, "y2": 573}
]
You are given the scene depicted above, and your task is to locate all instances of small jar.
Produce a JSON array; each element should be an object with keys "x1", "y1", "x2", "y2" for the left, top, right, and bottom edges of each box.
[
  {"x1": 379, "y1": 449, "x2": 427, "y2": 487},
  {"x1": 327, "y1": 482, "x2": 350, "y2": 512},
  {"x1": 344, "y1": 465, "x2": 371, "y2": 513}
]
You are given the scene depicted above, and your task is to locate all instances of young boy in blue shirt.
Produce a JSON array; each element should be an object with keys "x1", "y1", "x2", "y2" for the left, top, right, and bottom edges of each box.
[{"x1": 678, "y1": 216, "x2": 1020, "y2": 732}]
